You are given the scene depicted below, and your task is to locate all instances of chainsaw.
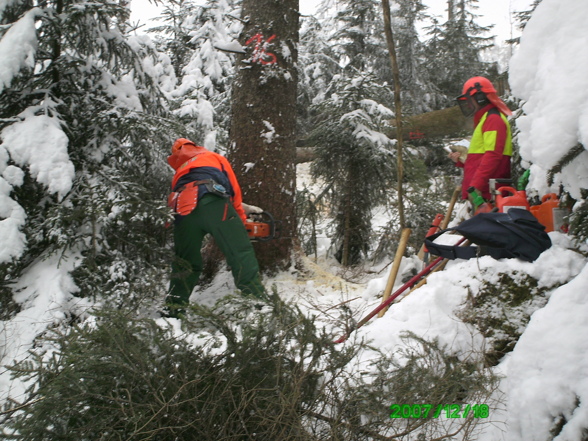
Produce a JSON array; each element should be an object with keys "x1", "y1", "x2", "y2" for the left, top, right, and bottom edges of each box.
[{"x1": 245, "y1": 211, "x2": 281, "y2": 242}]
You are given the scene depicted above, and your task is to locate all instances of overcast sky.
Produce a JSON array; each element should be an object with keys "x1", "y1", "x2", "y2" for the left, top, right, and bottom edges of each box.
[
  {"x1": 132, "y1": 0, "x2": 534, "y2": 44},
  {"x1": 423, "y1": 0, "x2": 534, "y2": 43}
]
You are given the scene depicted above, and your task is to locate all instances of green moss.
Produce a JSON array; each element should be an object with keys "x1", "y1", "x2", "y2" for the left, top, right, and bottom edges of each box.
[{"x1": 458, "y1": 272, "x2": 550, "y2": 366}]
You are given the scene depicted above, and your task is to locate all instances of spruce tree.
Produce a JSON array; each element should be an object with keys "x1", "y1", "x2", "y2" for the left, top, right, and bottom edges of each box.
[
  {"x1": 298, "y1": 15, "x2": 340, "y2": 139},
  {"x1": 309, "y1": 73, "x2": 397, "y2": 265},
  {"x1": 0, "y1": 0, "x2": 183, "y2": 306},
  {"x1": 394, "y1": 0, "x2": 444, "y2": 114},
  {"x1": 154, "y1": 0, "x2": 242, "y2": 150},
  {"x1": 424, "y1": 0, "x2": 494, "y2": 98},
  {"x1": 229, "y1": 0, "x2": 299, "y2": 272},
  {"x1": 303, "y1": 0, "x2": 440, "y2": 115},
  {"x1": 329, "y1": 0, "x2": 390, "y2": 81}
]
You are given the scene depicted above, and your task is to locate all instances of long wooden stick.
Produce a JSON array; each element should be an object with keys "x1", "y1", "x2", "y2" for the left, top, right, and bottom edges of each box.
[
  {"x1": 382, "y1": 0, "x2": 405, "y2": 230},
  {"x1": 417, "y1": 213, "x2": 444, "y2": 260},
  {"x1": 440, "y1": 186, "x2": 461, "y2": 230},
  {"x1": 401, "y1": 239, "x2": 470, "y2": 301},
  {"x1": 333, "y1": 237, "x2": 468, "y2": 344},
  {"x1": 378, "y1": 228, "x2": 411, "y2": 318}
]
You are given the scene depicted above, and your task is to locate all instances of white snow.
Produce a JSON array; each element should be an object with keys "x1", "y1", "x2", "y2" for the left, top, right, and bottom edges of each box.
[
  {"x1": 0, "y1": 8, "x2": 39, "y2": 94},
  {"x1": 0, "y1": 177, "x2": 26, "y2": 263},
  {"x1": 99, "y1": 72, "x2": 143, "y2": 111},
  {"x1": 0, "y1": 254, "x2": 90, "y2": 405},
  {"x1": 260, "y1": 120, "x2": 276, "y2": 143},
  {"x1": 214, "y1": 40, "x2": 246, "y2": 54},
  {"x1": 1, "y1": 0, "x2": 588, "y2": 439},
  {"x1": 509, "y1": 0, "x2": 588, "y2": 199},
  {"x1": 0, "y1": 112, "x2": 75, "y2": 264},
  {"x1": 503, "y1": 263, "x2": 588, "y2": 441},
  {"x1": 1, "y1": 112, "x2": 74, "y2": 198}
]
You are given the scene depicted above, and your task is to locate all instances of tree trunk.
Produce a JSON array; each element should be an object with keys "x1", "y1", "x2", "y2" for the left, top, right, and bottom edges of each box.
[
  {"x1": 448, "y1": 0, "x2": 455, "y2": 21},
  {"x1": 229, "y1": 0, "x2": 299, "y2": 272},
  {"x1": 382, "y1": 0, "x2": 406, "y2": 230}
]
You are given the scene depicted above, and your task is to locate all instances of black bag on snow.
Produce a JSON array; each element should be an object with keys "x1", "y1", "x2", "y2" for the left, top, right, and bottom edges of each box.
[{"x1": 424, "y1": 208, "x2": 552, "y2": 262}]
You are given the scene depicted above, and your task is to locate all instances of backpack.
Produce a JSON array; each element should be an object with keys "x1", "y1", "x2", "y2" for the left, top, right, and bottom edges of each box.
[{"x1": 424, "y1": 208, "x2": 552, "y2": 262}]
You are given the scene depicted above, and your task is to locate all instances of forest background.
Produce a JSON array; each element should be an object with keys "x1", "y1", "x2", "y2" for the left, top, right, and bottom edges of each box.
[{"x1": 2, "y1": 0, "x2": 588, "y2": 439}]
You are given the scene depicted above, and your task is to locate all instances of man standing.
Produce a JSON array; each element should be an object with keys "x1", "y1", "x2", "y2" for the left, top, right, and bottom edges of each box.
[
  {"x1": 165, "y1": 138, "x2": 266, "y2": 316},
  {"x1": 449, "y1": 76, "x2": 513, "y2": 202}
]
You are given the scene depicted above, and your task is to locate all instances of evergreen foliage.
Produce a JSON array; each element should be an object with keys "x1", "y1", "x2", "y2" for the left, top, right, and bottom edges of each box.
[
  {"x1": 150, "y1": 0, "x2": 200, "y2": 79},
  {"x1": 328, "y1": 0, "x2": 389, "y2": 80},
  {"x1": 458, "y1": 271, "x2": 557, "y2": 366},
  {"x1": 298, "y1": 15, "x2": 341, "y2": 138},
  {"x1": 423, "y1": 0, "x2": 494, "y2": 99},
  {"x1": 3, "y1": 295, "x2": 499, "y2": 440},
  {"x1": 308, "y1": 73, "x2": 397, "y2": 265},
  {"x1": 300, "y1": 0, "x2": 443, "y2": 117},
  {"x1": 0, "y1": 0, "x2": 185, "y2": 303},
  {"x1": 393, "y1": 0, "x2": 443, "y2": 114},
  {"x1": 153, "y1": 0, "x2": 242, "y2": 150},
  {"x1": 569, "y1": 196, "x2": 588, "y2": 244}
]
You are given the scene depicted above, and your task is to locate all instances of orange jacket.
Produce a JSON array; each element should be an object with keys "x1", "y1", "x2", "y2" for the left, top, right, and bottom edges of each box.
[{"x1": 168, "y1": 139, "x2": 247, "y2": 222}]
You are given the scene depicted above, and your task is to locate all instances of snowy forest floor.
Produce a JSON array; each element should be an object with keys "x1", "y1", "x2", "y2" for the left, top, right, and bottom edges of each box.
[{"x1": 1, "y1": 150, "x2": 588, "y2": 440}]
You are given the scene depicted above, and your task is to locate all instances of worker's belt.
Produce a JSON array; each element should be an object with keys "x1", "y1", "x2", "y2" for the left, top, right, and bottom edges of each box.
[{"x1": 167, "y1": 180, "x2": 228, "y2": 216}]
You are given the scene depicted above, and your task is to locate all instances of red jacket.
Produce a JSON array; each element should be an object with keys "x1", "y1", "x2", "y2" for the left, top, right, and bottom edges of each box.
[
  {"x1": 455, "y1": 104, "x2": 512, "y2": 200},
  {"x1": 168, "y1": 141, "x2": 247, "y2": 222}
]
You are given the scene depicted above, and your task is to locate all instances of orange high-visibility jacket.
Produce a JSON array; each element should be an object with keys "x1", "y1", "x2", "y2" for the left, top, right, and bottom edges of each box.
[{"x1": 168, "y1": 140, "x2": 247, "y2": 222}]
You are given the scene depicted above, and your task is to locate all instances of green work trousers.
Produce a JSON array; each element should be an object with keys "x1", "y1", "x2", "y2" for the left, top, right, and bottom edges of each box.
[{"x1": 167, "y1": 194, "x2": 266, "y2": 311}]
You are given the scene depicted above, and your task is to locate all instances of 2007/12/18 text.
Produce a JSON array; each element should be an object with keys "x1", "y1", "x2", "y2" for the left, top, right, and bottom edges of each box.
[{"x1": 390, "y1": 404, "x2": 489, "y2": 419}]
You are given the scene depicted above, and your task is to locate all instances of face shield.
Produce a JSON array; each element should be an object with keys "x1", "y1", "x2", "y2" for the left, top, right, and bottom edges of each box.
[{"x1": 456, "y1": 94, "x2": 476, "y2": 117}]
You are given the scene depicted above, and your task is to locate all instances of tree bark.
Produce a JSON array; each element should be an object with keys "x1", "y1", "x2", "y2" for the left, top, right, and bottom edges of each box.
[
  {"x1": 382, "y1": 0, "x2": 406, "y2": 230},
  {"x1": 229, "y1": 0, "x2": 299, "y2": 272}
]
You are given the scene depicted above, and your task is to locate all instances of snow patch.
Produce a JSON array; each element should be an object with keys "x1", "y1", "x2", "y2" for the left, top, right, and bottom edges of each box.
[
  {"x1": 509, "y1": 0, "x2": 588, "y2": 199},
  {"x1": 1, "y1": 112, "x2": 74, "y2": 197},
  {"x1": 504, "y1": 264, "x2": 588, "y2": 441},
  {"x1": 0, "y1": 8, "x2": 39, "y2": 94},
  {"x1": 260, "y1": 120, "x2": 276, "y2": 143}
]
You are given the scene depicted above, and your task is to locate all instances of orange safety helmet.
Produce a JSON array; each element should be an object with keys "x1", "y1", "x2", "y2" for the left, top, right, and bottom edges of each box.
[
  {"x1": 168, "y1": 138, "x2": 206, "y2": 170},
  {"x1": 461, "y1": 76, "x2": 496, "y2": 96},
  {"x1": 456, "y1": 76, "x2": 512, "y2": 117},
  {"x1": 171, "y1": 138, "x2": 196, "y2": 155}
]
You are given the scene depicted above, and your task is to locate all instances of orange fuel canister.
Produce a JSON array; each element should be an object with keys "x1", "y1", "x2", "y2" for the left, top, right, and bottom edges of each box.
[
  {"x1": 530, "y1": 193, "x2": 563, "y2": 233},
  {"x1": 495, "y1": 186, "x2": 530, "y2": 213}
]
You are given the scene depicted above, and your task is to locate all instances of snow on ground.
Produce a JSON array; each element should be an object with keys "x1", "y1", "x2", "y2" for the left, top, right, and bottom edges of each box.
[
  {"x1": 0, "y1": 253, "x2": 92, "y2": 408},
  {"x1": 503, "y1": 263, "x2": 588, "y2": 441},
  {"x1": 2, "y1": 1, "x2": 588, "y2": 438},
  {"x1": 176, "y1": 217, "x2": 587, "y2": 441},
  {"x1": 1, "y1": 155, "x2": 587, "y2": 441},
  {"x1": 179, "y1": 161, "x2": 587, "y2": 441}
]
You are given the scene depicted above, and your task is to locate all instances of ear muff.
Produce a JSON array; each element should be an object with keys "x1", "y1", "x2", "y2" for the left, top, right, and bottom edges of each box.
[{"x1": 473, "y1": 91, "x2": 489, "y2": 106}]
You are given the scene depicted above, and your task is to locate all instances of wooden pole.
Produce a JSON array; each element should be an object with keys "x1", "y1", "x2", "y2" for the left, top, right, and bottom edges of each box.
[
  {"x1": 378, "y1": 228, "x2": 411, "y2": 318},
  {"x1": 417, "y1": 185, "x2": 461, "y2": 261},
  {"x1": 382, "y1": 0, "x2": 406, "y2": 230},
  {"x1": 401, "y1": 240, "x2": 471, "y2": 301},
  {"x1": 441, "y1": 186, "x2": 461, "y2": 230}
]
